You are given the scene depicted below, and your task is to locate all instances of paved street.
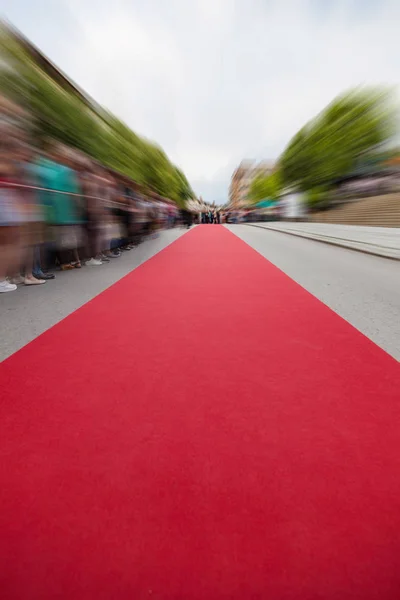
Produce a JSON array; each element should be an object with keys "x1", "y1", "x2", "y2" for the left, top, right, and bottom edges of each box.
[
  {"x1": 1, "y1": 224, "x2": 399, "y2": 600},
  {"x1": 226, "y1": 224, "x2": 400, "y2": 360},
  {"x1": 250, "y1": 222, "x2": 400, "y2": 259},
  {"x1": 2, "y1": 5, "x2": 400, "y2": 596},
  {"x1": 2, "y1": 225, "x2": 399, "y2": 362},
  {"x1": 0, "y1": 228, "x2": 187, "y2": 362}
]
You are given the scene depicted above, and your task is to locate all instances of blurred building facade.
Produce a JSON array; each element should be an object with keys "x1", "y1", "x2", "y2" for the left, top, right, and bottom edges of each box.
[
  {"x1": 186, "y1": 197, "x2": 204, "y2": 213},
  {"x1": 229, "y1": 160, "x2": 274, "y2": 207}
]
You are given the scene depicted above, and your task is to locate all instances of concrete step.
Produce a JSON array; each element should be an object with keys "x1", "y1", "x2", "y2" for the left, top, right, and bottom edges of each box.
[{"x1": 311, "y1": 194, "x2": 400, "y2": 227}]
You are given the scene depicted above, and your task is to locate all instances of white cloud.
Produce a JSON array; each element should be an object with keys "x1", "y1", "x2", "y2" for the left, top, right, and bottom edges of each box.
[{"x1": 3, "y1": 0, "x2": 400, "y2": 204}]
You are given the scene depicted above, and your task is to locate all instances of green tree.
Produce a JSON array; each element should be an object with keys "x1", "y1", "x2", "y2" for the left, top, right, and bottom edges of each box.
[
  {"x1": 249, "y1": 169, "x2": 282, "y2": 203},
  {"x1": 280, "y1": 88, "x2": 396, "y2": 193},
  {"x1": 0, "y1": 23, "x2": 194, "y2": 206}
]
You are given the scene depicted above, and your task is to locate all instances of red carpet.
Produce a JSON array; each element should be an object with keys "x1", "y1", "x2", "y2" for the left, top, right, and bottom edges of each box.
[{"x1": 1, "y1": 225, "x2": 400, "y2": 599}]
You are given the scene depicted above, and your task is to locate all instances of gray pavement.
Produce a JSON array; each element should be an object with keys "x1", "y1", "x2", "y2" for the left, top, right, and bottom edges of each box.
[
  {"x1": 250, "y1": 222, "x2": 400, "y2": 259},
  {"x1": 2, "y1": 224, "x2": 399, "y2": 363},
  {"x1": 0, "y1": 228, "x2": 189, "y2": 362},
  {"x1": 226, "y1": 224, "x2": 400, "y2": 361}
]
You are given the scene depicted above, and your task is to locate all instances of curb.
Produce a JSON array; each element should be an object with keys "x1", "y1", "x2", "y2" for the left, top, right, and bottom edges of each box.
[{"x1": 246, "y1": 224, "x2": 400, "y2": 260}]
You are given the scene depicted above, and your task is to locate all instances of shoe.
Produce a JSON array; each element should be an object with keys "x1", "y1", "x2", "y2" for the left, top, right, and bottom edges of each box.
[
  {"x1": 60, "y1": 264, "x2": 74, "y2": 271},
  {"x1": 86, "y1": 258, "x2": 102, "y2": 266},
  {"x1": 10, "y1": 275, "x2": 24, "y2": 285},
  {"x1": 0, "y1": 279, "x2": 17, "y2": 293},
  {"x1": 100, "y1": 254, "x2": 110, "y2": 262},
  {"x1": 111, "y1": 250, "x2": 121, "y2": 257},
  {"x1": 24, "y1": 276, "x2": 46, "y2": 286},
  {"x1": 33, "y1": 272, "x2": 55, "y2": 280}
]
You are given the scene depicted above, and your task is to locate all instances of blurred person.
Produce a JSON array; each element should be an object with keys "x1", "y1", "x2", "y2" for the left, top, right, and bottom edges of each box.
[
  {"x1": 157, "y1": 202, "x2": 163, "y2": 230},
  {"x1": 0, "y1": 135, "x2": 24, "y2": 292},
  {"x1": 125, "y1": 186, "x2": 140, "y2": 250},
  {"x1": 21, "y1": 141, "x2": 56, "y2": 281},
  {"x1": 34, "y1": 141, "x2": 83, "y2": 271},
  {"x1": 101, "y1": 176, "x2": 122, "y2": 259},
  {"x1": 149, "y1": 201, "x2": 159, "y2": 238},
  {"x1": 145, "y1": 199, "x2": 157, "y2": 238},
  {"x1": 148, "y1": 200, "x2": 157, "y2": 238},
  {"x1": 94, "y1": 171, "x2": 117, "y2": 262},
  {"x1": 11, "y1": 141, "x2": 47, "y2": 286},
  {"x1": 108, "y1": 185, "x2": 130, "y2": 253},
  {"x1": 109, "y1": 190, "x2": 126, "y2": 256},
  {"x1": 167, "y1": 204, "x2": 175, "y2": 228},
  {"x1": 119, "y1": 191, "x2": 134, "y2": 251},
  {"x1": 137, "y1": 194, "x2": 150, "y2": 241},
  {"x1": 181, "y1": 209, "x2": 192, "y2": 229},
  {"x1": 80, "y1": 164, "x2": 105, "y2": 266},
  {"x1": 59, "y1": 147, "x2": 85, "y2": 269},
  {"x1": 134, "y1": 193, "x2": 146, "y2": 245},
  {"x1": 106, "y1": 183, "x2": 123, "y2": 258},
  {"x1": 159, "y1": 202, "x2": 167, "y2": 231},
  {"x1": 119, "y1": 185, "x2": 133, "y2": 249}
]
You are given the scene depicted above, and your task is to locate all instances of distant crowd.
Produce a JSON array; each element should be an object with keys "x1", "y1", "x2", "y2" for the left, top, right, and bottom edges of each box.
[{"x1": 201, "y1": 210, "x2": 221, "y2": 224}]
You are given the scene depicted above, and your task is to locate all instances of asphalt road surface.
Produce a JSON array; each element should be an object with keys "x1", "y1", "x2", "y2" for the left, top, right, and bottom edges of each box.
[{"x1": 1, "y1": 225, "x2": 399, "y2": 362}]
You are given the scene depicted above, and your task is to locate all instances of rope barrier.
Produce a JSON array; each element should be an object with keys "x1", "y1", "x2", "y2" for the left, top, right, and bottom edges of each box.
[{"x1": 0, "y1": 182, "x2": 183, "y2": 212}]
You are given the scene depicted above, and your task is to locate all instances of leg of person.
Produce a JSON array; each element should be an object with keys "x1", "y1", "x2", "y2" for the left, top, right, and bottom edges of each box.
[
  {"x1": 71, "y1": 247, "x2": 82, "y2": 268},
  {"x1": 69, "y1": 227, "x2": 82, "y2": 268},
  {"x1": 32, "y1": 242, "x2": 55, "y2": 280},
  {"x1": 23, "y1": 229, "x2": 46, "y2": 285},
  {"x1": 56, "y1": 227, "x2": 74, "y2": 270},
  {"x1": 8, "y1": 224, "x2": 27, "y2": 284},
  {"x1": 86, "y1": 226, "x2": 103, "y2": 266},
  {"x1": 0, "y1": 225, "x2": 20, "y2": 292},
  {"x1": 32, "y1": 244, "x2": 42, "y2": 277}
]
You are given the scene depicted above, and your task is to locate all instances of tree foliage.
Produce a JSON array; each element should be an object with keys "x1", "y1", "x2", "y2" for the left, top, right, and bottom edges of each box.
[
  {"x1": 249, "y1": 169, "x2": 282, "y2": 203},
  {"x1": 0, "y1": 25, "x2": 194, "y2": 206},
  {"x1": 279, "y1": 88, "x2": 396, "y2": 193}
]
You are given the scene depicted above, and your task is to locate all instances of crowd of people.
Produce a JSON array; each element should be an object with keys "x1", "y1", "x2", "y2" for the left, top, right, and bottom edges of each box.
[
  {"x1": 0, "y1": 96, "x2": 191, "y2": 293},
  {"x1": 200, "y1": 210, "x2": 221, "y2": 224},
  {"x1": 200, "y1": 208, "x2": 263, "y2": 224}
]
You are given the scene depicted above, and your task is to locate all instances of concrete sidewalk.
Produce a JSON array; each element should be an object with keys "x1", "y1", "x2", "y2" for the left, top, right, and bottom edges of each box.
[
  {"x1": 248, "y1": 222, "x2": 400, "y2": 259},
  {"x1": 0, "y1": 228, "x2": 189, "y2": 362}
]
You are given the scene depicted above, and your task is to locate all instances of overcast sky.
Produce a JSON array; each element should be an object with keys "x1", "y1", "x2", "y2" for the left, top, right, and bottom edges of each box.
[{"x1": 3, "y1": 0, "x2": 400, "y2": 203}]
